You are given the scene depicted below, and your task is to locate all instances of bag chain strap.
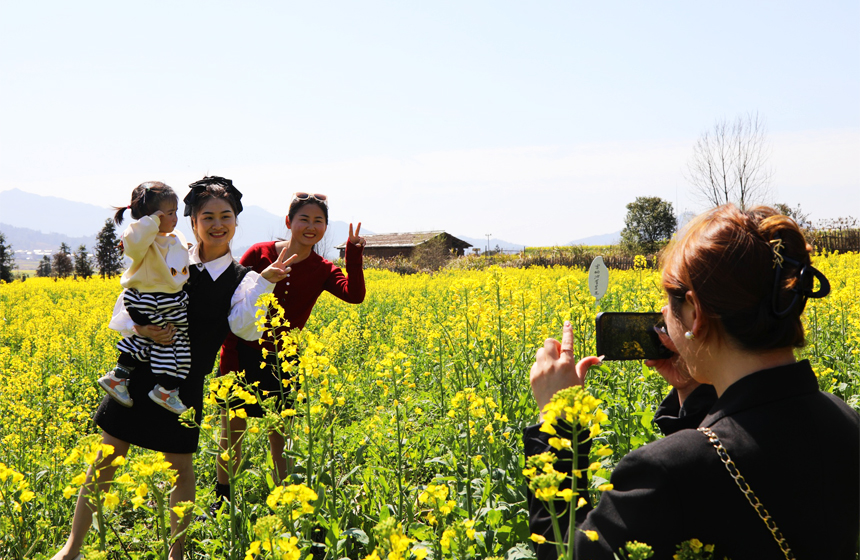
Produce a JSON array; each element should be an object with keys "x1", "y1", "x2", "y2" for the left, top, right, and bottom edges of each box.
[{"x1": 697, "y1": 427, "x2": 795, "y2": 560}]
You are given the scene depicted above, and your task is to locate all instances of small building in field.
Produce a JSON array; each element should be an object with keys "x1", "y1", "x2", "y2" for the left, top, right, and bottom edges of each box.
[{"x1": 336, "y1": 231, "x2": 472, "y2": 259}]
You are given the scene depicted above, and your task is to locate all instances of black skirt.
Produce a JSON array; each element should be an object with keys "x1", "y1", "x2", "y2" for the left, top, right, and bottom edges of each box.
[{"x1": 95, "y1": 263, "x2": 249, "y2": 454}]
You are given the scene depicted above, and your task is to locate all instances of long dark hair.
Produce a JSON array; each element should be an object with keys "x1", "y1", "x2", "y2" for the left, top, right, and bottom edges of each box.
[{"x1": 113, "y1": 182, "x2": 177, "y2": 225}]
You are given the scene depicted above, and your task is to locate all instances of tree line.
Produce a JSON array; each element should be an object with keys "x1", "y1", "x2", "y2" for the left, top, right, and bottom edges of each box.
[{"x1": 0, "y1": 219, "x2": 124, "y2": 282}]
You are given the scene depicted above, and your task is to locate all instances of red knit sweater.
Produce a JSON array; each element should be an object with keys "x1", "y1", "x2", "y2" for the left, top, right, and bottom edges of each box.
[{"x1": 219, "y1": 241, "x2": 365, "y2": 374}]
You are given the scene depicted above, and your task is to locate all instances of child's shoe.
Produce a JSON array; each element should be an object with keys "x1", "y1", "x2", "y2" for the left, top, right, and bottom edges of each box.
[
  {"x1": 98, "y1": 368, "x2": 133, "y2": 407},
  {"x1": 148, "y1": 385, "x2": 188, "y2": 414}
]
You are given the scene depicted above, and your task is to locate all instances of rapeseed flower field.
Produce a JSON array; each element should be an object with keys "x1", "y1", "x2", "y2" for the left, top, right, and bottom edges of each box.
[{"x1": 0, "y1": 253, "x2": 857, "y2": 558}]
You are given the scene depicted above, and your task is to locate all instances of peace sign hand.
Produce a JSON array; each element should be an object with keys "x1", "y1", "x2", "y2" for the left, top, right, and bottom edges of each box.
[
  {"x1": 261, "y1": 248, "x2": 298, "y2": 283},
  {"x1": 348, "y1": 222, "x2": 366, "y2": 248}
]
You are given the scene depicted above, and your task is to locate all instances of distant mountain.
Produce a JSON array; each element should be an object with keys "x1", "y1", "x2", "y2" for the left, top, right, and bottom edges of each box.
[
  {"x1": 0, "y1": 189, "x2": 115, "y2": 237},
  {"x1": 567, "y1": 230, "x2": 622, "y2": 246},
  {"x1": 0, "y1": 223, "x2": 98, "y2": 266}
]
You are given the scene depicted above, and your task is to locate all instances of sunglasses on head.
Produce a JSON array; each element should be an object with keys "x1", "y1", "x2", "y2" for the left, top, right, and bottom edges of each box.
[{"x1": 293, "y1": 192, "x2": 328, "y2": 206}]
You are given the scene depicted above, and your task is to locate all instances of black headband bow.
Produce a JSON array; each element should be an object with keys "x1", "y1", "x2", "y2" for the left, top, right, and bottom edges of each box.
[{"x1": 183, "y1": 176, "x2": 244, "y2": 217}]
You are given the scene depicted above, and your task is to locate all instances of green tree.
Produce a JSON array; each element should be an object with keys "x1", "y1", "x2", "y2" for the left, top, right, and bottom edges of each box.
[
  {"x1": 0, "y1": 231, "x2": 14, "y2": 283},
  {"x1": 52, "y1": 243, "x2": 73, "y2": 278},
  {"x1": 621, "y1": 197, "x2": 677, "y2": 254},
  {"x1": 36, "y1": 255, "x2": 52, "y2": 277},
  {"x1": 74, "y1": 245, "x2": 94, "y2": 278},
  {"x1": 95, "y1": 219, "x2": 123, "y2": 278}
]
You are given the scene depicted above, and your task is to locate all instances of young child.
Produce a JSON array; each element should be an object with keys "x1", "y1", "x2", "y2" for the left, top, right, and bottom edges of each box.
[{"x1": 98, "y1": 181, "x2": 191, "y2": 414}]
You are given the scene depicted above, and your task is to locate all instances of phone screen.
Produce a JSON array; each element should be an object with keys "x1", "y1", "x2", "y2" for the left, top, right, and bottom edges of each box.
[{"x1": 595, "y1": 312, "x2": 673, "y2": 361}]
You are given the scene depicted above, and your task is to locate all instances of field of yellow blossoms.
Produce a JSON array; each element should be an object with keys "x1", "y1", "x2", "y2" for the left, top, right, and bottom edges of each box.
[{"x1": 0, "y1": 252, "x2": 857, "y2": 559}]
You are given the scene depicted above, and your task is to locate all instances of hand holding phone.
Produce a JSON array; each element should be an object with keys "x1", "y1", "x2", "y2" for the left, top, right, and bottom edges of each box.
[{"x1": 595, "y1": 312, "x2": 674, "y2": 361}]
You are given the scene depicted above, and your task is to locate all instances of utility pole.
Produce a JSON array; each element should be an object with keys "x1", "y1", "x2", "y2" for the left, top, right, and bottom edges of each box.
[{"x1": 485, "y1": 234, "x2": 492, "y2": 256}]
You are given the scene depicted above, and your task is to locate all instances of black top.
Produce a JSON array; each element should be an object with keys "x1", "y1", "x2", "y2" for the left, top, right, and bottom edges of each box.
[
  {"x1": 95, "y1": 263, "x2": 250, "y2": 454},
  {"x1": 524, "y1": 360, "x2": 860, "y2": 559}
]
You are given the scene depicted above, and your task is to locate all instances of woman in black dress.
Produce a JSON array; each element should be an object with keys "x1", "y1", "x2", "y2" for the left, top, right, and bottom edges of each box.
[
  {"x1": 526, "y1": 204, "x2": 859, "y2": 559},
  {"x1": 52, "y1": 177, "x2": 293, "y2": 560}
]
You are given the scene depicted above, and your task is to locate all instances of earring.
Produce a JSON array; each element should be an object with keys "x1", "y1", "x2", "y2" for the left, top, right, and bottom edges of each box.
[{"x1": 685, "y1": 331, "x2": 695, "y2": 340}]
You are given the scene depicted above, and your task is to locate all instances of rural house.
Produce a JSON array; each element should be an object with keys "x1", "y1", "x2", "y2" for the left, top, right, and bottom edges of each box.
[{"x1": 336, "y1": 231, "x2": 472, "y2": 259}]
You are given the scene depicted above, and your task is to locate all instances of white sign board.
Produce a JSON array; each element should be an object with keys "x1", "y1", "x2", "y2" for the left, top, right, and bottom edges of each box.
[{"x1": 588, "y1": 256, "x2": 609, "y2": 301}]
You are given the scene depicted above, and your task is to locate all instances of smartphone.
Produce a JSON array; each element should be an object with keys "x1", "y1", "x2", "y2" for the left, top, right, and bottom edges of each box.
[{"x1": 595, "y1": 312, "x2": 674, "y2": 361}]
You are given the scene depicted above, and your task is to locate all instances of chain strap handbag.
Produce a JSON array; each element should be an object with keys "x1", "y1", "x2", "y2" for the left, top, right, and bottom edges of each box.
[{"x1": 698, "y1": 426, "x2": 796, "y2": 560}]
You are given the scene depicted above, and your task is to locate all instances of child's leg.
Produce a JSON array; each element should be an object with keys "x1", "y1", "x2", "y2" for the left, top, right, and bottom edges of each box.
[
  {"x1": 99, "y1": 352, "x2": 141, "y2": 407},
  {"x1": 114, "y1": 352, "x2": 142, "y2": 379},
  {"x1": 148, "y1": 293, "x2": 191, "y2": 414},
  {"x1": 50, "y1": 433, "x2": 131, "y2": 560}
]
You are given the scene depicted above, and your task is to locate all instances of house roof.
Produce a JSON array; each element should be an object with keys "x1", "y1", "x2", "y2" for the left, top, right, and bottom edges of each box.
[{"x1": 335, "y1": 230, "x2": 472, "y2": 249}]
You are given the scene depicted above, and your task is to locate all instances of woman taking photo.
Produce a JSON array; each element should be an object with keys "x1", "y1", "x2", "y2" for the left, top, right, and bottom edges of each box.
[
  {"x1": 215, "y1": 192, "x2": 365, "y2": 502},
  {"x1": 526, "y1": 204, "x2": 859, "y2": 559},
  {"x1": 52, "y1": 177, "x2": 292, "y2": 560}
]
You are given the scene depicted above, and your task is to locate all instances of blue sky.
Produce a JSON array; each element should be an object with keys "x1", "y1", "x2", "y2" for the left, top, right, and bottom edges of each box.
[{"x1": 1, "y1": 1, "x2": 857, "y2": 246}]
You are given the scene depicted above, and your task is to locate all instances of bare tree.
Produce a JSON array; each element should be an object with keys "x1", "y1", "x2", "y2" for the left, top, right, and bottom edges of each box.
[{"x1": 685, "y1": 112, "x2": 773, "y2": 210}]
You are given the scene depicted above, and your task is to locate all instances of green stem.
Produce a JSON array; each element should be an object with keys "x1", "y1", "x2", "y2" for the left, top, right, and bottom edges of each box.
[
  {"x1": 568, "y1": 435, "x2": 579, "y2": 560},
  {"x1": 91, "y1": 467, "x2": 106, "y2": 552},
  {"x1": 306, "y1": 383, "x2": 314, "y2": 493},
  {"x1": 546, "y1": 499, "x2": 565, "y2": 560},
  {"x1": 154, "y1": 488, "x2": 168, "y2": 560},
  {"x1": 465, "y1": 412, "x2": 474, "y2": 519},
  {"x1": 392, "y1": 368, "x2": 405, "y2": 522}
]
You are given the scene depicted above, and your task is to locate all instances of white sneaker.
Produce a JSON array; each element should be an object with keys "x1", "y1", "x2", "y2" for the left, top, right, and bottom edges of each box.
[
  {"x1": 98, "y1": 369, "x2": 133, "y2": 407},
  {"x1": 148, "y1": 385, "x2": 188, "y2": 414}
]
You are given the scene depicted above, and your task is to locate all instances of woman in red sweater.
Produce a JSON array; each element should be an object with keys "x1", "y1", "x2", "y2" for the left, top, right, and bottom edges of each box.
[{"x1": 215, "y1": 192, "x2": 365, "y2": 502}]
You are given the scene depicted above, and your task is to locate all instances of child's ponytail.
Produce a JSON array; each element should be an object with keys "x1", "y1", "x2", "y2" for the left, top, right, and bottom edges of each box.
[
  {"x1": 113, "y1": 206, "x2": 130, "y2": 226},
  {"x1": 114, "y1": 182, "x2": 177, "y2": 226}
]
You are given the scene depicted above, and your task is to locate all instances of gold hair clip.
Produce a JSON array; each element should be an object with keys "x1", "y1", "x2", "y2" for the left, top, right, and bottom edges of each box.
[{"x1": 770, "y1": 238, "x2": 785, "y2": 269}]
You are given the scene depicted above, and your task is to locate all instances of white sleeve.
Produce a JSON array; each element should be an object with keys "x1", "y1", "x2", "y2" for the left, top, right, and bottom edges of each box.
[
  {"x1": 107, "y1": 290, "x2": 136, "y2": 337},
  {"x1": 228, "y1": 271, "x2": 276, "y2": 341}
]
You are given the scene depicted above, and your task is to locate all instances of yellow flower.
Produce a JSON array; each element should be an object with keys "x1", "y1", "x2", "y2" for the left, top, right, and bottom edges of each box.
[
  {"x1": 530, "y1": 533, "x2": 546, "y2": 544},
  {"x1": 548, "y1": 437, "x2": 572, "y2": 450},
  {"x1": 597, "y1": 483, "x2": 614, "y2": 492},
  {"x1": 535, "y1": 486, "x2": 558, "y2": 501},
  {"x1": 583, "y1": 530, "x2": 599, "y2": 541},
  {"x1": 103, "y1": 492, "x2": 119, "y2": 508}
]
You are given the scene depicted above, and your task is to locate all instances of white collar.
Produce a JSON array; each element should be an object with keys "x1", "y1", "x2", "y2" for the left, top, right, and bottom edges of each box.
[{"x1": 189, "y1": 244, "x2": 234, "y2": 281}]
